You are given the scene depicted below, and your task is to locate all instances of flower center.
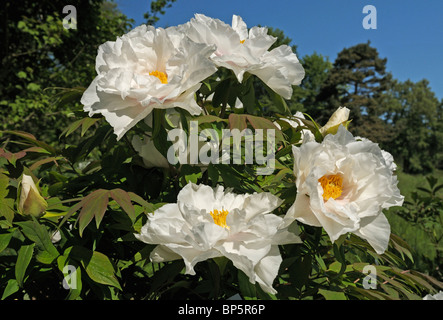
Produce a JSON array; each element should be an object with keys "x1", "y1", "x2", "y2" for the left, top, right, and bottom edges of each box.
[
  {"x1": 240, "y1": 40, "x2": 245, "y2": 44},
  {"x1": 318, "y1": 174, "x2": 343, "y2": 200},
  {"x1": 149, "y1": 70, "x2": 168, "y2": 84},
  {"x1": 210, "y1": 209, "x2": 230, "y2": 229}
]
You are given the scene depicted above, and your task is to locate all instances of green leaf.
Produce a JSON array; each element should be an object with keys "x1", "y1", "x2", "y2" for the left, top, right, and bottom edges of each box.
[
  {"x1": 65, "y1": 265, "x2": 82, "y2": 300},
  {"x1": 245, "y1": 115, "x2": 284, "y2": 142},
  {"x1": 87, "y1": 252, "x2": 121, "y2": 289},
  {"x1": 263, "y1": 83, "x2": 291, "y2": 115},
  {"x1": 128, "y1": 192, "x2": 156, "y2": 213},
  {"x1": 238, "y1": 270, "x2": 256, "y2": 299},
  {"x1": 212, "y1": 78, "x2": 231, "y2": 110},
  {"x1": 15, "y1": 243, "x2": 35, "y2": 287},
  {"x1": 228, "y1": 113, "x2": 248, "y2": 131},
  {"x1": 290, "y1": 255, "x2": 312, "y2": 289},
  {"x1": 1, "y1": 279, "x2": 19, "y2": 300},
  {"x1": 207, "y1": 163, "x2": 220, "y2": 186},
  {"x1": 78, "y1": 189, "x2": 109, "y2": 235},
  {"x1": 0, "y1": 199, "x2": 15, "y2": 225},
  {"x1": 0, "y1": 232, "x2": 14, "y2": 254},
  {"x1": 57, "y1": 253, "x2": 82, "y2": 300},
  {"x1": 213, "y1": 256, "x2": 229, "y2": 275},
  {"x1": 193, "y1": 115, "x2": 227, "y2": 124},
  {"x1": 69, "y1": 246, "x2": 121, "y2": 290},
  {"x1": 17, "y1": 71, "x2": 27, "y2": 79},
  {"x1": 81, "y1": 117, "x2": 100, "y2": 136},
  {"x1": 110, "y1": 188, "x2": 136, "y2": 222},
  {"x1": 15, "y1": 218, "x2": 59, "y2": 263},
  {"x1": 318, "y1": 288, "x2": 347, "y2": 300},
  {"x1": 0, "y1": 173, "x2": 9, "y2": 199},
  {"x1": 239, "y1": 76, "x2": 259, "y2": 115},
  {"x1": 2, "y1": 130, "x2": 56, "y2": 155},
  {"x1": 180, "y1": 165, "x2": 202, "y2": 184},
  {"x1": 61, "y1": 118, "x2": 84, "y2": 138}
]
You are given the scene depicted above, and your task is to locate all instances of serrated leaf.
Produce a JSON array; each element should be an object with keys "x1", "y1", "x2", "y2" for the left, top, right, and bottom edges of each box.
[
  {"x1": 193, "y1": 115, "x2": 227, "y2": 124},
  {"x1": 127, "y1": 192, "x2": 156, "y2": 213},
  {"x1": 228, "y1": 113, "x2": 248, "y2": 131},
  {"x1": 110, "y1": 188, "x2": 135, "y2": 222},
  {"x1": 2, "y1": 130, "x2": 56, "y2": 155},
  {"x1": 61, "y1": 118, "x2": 84, "y2": 138},
  {"x1": 78, "y1": 189, "x2": 109, "y2": 236},
  {"x1": 246, "y1": 115, "x2": 284, "y2": 142},
  {"x1": 29, "y1": 156, "x2": 62, "y2": 171},
  {"x1": 81, "y1": 118, "x2": 100, "y2": 136}
]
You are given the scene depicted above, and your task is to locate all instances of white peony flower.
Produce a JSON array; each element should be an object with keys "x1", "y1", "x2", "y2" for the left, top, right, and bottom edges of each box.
[
  {"x1": 282, "y1": 125, "x2": 404, "y2": 254},
  {"x1": 180, "y1": 14, "x2": 305, "y2": 99},
  {"x1": 423, "y1": 291, "x2": 443, "y2": 300},
  {"x1": 81, "y1": 25, "x2": 217, "y2": 140},
  {"x1": 135, "y1": 182, "x2": 301, "y2": 294}
]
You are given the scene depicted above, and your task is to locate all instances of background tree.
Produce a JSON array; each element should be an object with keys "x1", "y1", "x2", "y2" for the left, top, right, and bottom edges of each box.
[
  {"x1": 385, "y1": 79, "x2": 442, "y2": 173},
  {"x1": 0, "y1": 0, "x2": 133, "y2": 144},
  {"x1": 317, "y1": 42, "x2": 393, "y2": 143},
  {"x1": 144, "y1": 0, "x2": 177, "y2": 25},
  {"x1": 297, "y1": 52, "x2": 332, "y2": 117}
]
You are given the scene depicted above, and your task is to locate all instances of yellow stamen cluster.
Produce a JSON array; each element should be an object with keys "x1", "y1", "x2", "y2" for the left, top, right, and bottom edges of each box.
[
  {"x1": 210, "y1": 209, "x2": 230, "y2": 229},
  {"x1": 149, "y1": 70, "x2": 168, "y2": 84},
  {"x1": 240, "y1": 40, "x2": 245, "y2": 44},
  {"x1": 318, "y1": 174, "x2": 343, "y2": 201}
]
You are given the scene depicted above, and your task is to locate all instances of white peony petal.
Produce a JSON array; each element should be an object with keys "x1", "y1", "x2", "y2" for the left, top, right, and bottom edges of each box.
[
  {"x1": 135, "y1": 182, "x2": 301, "y2": 294},
  {"x1": 254, "y1": 245, "x2": 282, "y2": 294},
  {"x1": 180, "y1": 14, "x2": 304, "y2": 97},
  {"x1": 149, "y1": 245, "x2": 183, "y2": 263},
  {"x1": 285, "y1": 123, "x2": 403, "y2": 250},
  {"x1": 353, "y1": 213, "x2": 391, "y2": 254},
  {"x1": 131, "y1": 135, "x2": 170, "y2": 168},
  {"x1": 231, "y1": 15, "x2": 248, "y2": 42},
  {"x1": 282, "y1": 194, "x2": 321, "y2": 228},
  {"x1": 241, "y1": 192, "x2": 282, "y2": 221},
  {"x1": 82, "y1": 24, "x2": 217, "y2": 140}
]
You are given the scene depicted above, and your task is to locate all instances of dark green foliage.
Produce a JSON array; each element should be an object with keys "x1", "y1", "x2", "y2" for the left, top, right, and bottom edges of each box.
[{"x1": 0, "y1": 0, "x2": 133, "y2": 145}]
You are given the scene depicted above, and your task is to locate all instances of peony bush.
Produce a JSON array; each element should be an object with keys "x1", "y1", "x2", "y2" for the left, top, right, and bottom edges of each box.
[{"x1": 0, "y1": 13, "x2": 442, "y2": 300}]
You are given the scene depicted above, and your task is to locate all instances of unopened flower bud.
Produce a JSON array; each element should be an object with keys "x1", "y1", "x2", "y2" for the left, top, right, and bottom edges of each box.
[
  {"x1": 320, "y1": 107, "x2": 350, "y2": 136},
  {"x1": 18, "y1": 174, "x2": 48, "y2": 218}
]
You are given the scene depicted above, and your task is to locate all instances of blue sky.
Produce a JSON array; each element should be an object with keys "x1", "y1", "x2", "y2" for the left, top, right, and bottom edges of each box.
[{"x1": 116, "y1": 0, "x2": 443, "y2": 100}]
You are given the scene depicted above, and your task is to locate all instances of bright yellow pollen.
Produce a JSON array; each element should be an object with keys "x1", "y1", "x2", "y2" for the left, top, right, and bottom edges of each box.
[
  {"x1": 240, "y1": 40, "x2": 245, "y2": 44},
  {"x1": 318, "y1": 174, "x2": 343, "y2": 201},
  {"x1": 210, "y1": 209, "x2": 230, "y2": 229},
  {"x1": 149, "y1": 70, "x2": 168, "y2": 84}
]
